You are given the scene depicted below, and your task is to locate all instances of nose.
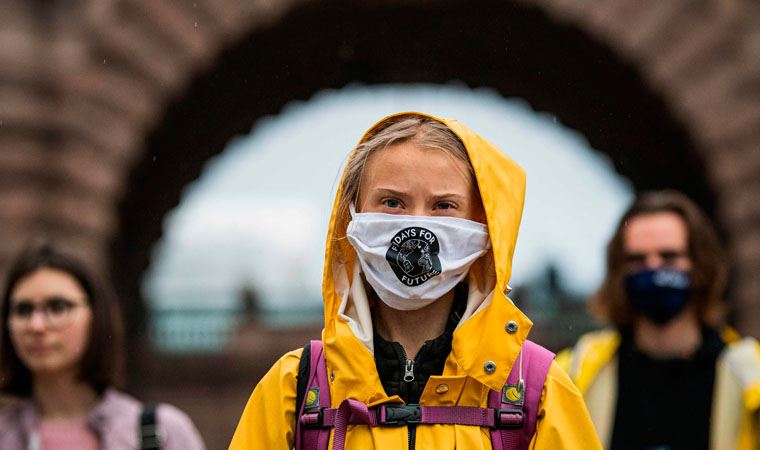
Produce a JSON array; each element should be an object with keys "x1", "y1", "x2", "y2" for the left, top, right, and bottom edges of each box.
[
  {"x1": 408, "y1": 205, "x2": 428, "y2": 217},
  {"x1": 644, "y1": 253, "x2": 664, "y2": 270},
  {"x1": 27, "y1": 310, "x2": 48, "y2": 332}
]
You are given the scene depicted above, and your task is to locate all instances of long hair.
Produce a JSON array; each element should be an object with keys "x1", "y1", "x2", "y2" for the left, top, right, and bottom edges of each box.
[
  {"x1": 0, "y1": 243, "x2": 125, "y2": 396},
  {"x1": 589, "y1": 190, "x2": 728, "y2": 327}
]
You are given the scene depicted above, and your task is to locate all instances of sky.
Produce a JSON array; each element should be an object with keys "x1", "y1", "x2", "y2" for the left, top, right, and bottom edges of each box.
[{"x1": 143, "y1": 83, "x2": 634, "y2": 311}]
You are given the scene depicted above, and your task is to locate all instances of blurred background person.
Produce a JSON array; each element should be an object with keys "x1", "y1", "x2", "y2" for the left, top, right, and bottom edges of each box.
[
  {"x1": 0, "y1": 243, "x2": 206, "y2": 450},
  {"x1": 558, "y1": 191, "x2": 760, "y2": 450}
]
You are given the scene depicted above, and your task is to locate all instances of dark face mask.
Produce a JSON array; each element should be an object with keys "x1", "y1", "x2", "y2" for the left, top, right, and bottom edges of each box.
[{"x1": 624, "y1": 268, "x2": 691, "y2": 325}]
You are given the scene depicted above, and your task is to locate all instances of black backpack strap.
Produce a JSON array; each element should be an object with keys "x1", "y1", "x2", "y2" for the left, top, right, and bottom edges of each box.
[
  {"x1": 295, "y1": 342, "x2": 312, "y2": 419},
  {"x1": 140, "y1": 403, "x2": 161, "y2": 450}
]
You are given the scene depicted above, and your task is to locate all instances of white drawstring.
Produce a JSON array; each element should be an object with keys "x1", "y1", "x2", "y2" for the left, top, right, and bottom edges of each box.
[
  {"x1": 517, "y1": 350, "x2": 525, "y2": 395},
  {"x1": 28, "y1": 432, "x2": 41, "y2": 450}
]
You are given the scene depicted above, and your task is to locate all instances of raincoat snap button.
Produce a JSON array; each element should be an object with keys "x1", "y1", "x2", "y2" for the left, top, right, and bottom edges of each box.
[
  {"x1": 484, "y1": 361, "x2": 497, "y2": 374},
  {"x1": 330, "y1": 371, "x2": 335, "y2": 382},
  {"x1": 435, "y1": 384, "x2": 449, "y2": 394},
  {"x1": 505, "y1": 321, "x2": 518, "y2": 334}
]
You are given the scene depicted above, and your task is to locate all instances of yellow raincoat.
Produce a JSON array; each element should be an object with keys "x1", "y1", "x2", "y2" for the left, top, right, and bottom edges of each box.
[
  {"x1": 557, "y1": 328, "x2": 760, "y2": 450},
  {"x1": 230, "y1": 112, "x2": 602, "y2": 449}
]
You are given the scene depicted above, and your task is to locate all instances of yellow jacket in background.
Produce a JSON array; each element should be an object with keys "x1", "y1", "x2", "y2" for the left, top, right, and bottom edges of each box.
[
  {"x1": 230, "y1": 112, "x2": 602, "y2": 449},
  {"x1": 557, "y1": 328, "x2": 760, "y2": 450}
]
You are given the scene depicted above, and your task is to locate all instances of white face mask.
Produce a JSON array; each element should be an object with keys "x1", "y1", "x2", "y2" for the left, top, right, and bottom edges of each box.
[{"x1": 346, "y1": 208, "x2": 491, "y2": 310}]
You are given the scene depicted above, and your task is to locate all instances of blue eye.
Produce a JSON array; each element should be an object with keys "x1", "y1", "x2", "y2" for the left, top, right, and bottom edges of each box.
[{"x1": 383, "y1": 199, "x2": 401, "y2": 208}]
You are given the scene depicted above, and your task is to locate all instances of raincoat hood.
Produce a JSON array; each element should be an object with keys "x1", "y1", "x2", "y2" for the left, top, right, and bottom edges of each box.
[{"x1": 321, "y1": 112, "x2": 532, "y2": 406}]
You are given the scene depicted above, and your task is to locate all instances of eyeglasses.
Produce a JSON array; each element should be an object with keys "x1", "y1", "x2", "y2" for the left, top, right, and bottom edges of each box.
[{"x1": 8, "y1": 297, "x2": 89, "y2": 330}]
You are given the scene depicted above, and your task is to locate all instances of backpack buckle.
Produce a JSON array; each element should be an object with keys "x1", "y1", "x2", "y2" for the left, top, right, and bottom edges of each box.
[
  {"x1": 300, "y1": 409, "x2": 325, "y2": 428},
  {"x1": 140, "y1": 423, "x2": 163, "y2": 450},
  {"x1": 376, "y1": 404, "x2": 422, "y2": 426},
  {"x1": 494, "y1": 408, "x2": 524, "y2": 429}
]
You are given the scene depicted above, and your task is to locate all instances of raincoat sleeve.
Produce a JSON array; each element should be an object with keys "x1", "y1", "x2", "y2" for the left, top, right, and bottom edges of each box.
[
  {"x1": 530, "y1": 361, "x2": 603, "y2": 450},
  {"x1": 229, "y1": 349, "x2": 302, "y2": 450}
]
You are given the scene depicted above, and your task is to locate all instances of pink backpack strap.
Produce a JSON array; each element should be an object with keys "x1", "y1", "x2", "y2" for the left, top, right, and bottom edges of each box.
[
  {"x1": 489, "y1": 340, "x2": 555, "y2": 450},
  {"x1": 295, "y1": 339, "x2": 554, "y2": 450},
  {"x1": 295, "y1": 340, "x2": 331, "y2": 450}
]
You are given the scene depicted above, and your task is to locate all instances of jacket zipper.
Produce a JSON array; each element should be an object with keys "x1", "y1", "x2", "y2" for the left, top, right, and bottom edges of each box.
[
  {"x1": 408, "y1": 424, "x2": 417, "y2": 450},
  {"x1": 399, "y1": 349, "x2": 417, "y2": 450},
  {"x1": 403, "y1": 359, "x2": 415, "y2": 382}
]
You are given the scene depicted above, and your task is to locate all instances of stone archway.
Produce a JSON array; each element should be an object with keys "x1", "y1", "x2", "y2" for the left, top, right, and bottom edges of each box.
[
  {"x1": 3, "y1": 0, "x2": 760, "y2": 445},
  {"x1": 3, "y1": 0, "x2": 758, "y2": 336},
  {"x1": 1, "y1": 0, "x2": 759, "y2": 332},
  {"x1": 111, "y1": 0, "x2": 758, "y2": 336}
]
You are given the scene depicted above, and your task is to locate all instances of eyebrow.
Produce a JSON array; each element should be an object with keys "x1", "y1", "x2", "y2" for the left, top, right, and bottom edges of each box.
[
  {"x1": 371, "y1": 188, "x2": 467, "y2": 200},
  {"x1": 371, "y1": 188, "x2": 409, "y2": 198},
  {"x1": 624, "y1": 249, "x2": 688, "y2": 259},
  {"x1": 625, "y1": 248, "x2": 687, "y2": 254},
  {"x1": 430, "y1": 193, "x2": 467, "y2": 202},
  {"x1": 10, "y1": 296, "x2": 85, "y2": 305}
]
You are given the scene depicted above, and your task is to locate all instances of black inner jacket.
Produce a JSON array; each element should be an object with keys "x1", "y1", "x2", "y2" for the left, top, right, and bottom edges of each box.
[
  {"x1": 610, "y1": 325, "x2": 725, "y2": 450},
  {"x1": 373, "y1": 283, "x2": 467, "y2": 405}
]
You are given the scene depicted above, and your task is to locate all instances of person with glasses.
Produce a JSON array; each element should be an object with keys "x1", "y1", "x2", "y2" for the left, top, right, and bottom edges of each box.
[
  {"x1": 557, "y1": 191, "x2": 760, "y2": 450},
  {"x1": 0, "y1": 243, "x2": 206, "y2": 450}
]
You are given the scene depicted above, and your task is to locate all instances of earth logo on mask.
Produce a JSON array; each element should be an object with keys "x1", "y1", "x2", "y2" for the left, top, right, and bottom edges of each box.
[{"x1": 386, "y1": 227, "x2": 442, "y2": 287}]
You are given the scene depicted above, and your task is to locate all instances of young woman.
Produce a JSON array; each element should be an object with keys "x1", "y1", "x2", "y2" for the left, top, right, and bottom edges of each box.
[
  {"x1": 0, "y1": 243, "x2": 206, "y2": 450},
  {"x1": 230, "y1": 112, "x2": 601, "y2": 449}
]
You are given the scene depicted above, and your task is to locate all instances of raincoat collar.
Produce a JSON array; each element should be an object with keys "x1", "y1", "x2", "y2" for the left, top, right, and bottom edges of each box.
[{"x1": 321, "y1": 112, "x2": 531, "y2": 405}]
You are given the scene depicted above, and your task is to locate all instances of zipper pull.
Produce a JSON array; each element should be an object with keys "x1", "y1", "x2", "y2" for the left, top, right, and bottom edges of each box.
[{"x1": 404, "y1": 359, "x2": 415, "y2": 382}]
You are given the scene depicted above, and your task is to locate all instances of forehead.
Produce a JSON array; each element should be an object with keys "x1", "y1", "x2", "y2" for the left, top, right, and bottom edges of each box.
[
  {"x1": 362, "y1": 142, "x2": 473, "y2": 188},
  {"x1": 10, "y1": 268, "x2": 86, "y2": 301},
  {"x1": 623, "y1": 211, "x2": 688, "y2": 251}
]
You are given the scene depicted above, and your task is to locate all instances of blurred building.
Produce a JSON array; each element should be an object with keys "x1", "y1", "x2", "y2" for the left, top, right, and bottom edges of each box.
[
  {"x1": 2, "y1": 0, "x2": 760, "y2": 447},
  {"x1": 512, "y1": 264, "x2": 603, "y2": 350}
]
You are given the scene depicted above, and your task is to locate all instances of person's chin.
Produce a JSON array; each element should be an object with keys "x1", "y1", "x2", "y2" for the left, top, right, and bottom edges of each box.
[{"x1": 23, "y1": 354, "x2": 67, "y2": 375}]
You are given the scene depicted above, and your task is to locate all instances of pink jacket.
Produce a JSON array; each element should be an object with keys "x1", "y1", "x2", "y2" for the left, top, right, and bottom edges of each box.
[{"x1": 0, "y1": 389, "x2": 205, "y2": 450}]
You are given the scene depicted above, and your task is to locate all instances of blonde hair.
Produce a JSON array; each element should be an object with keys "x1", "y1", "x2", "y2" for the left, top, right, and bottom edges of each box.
[{"x1": 336, "y1": 114, "x2": 474, "y2": 235}]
